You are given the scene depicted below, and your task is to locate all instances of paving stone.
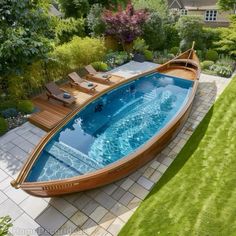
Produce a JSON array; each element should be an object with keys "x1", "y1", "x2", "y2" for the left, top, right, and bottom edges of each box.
[
  {"x1": 70, "y1": 227, "x2": 87, "y2": 236},
  {"x1": 90, "y1": 206, "x2": 108, "y2": 223},
  {"x1": 107, "y1": 218, "x2": 124, "y2": 236},
  {"x1": 119, "y1": 192, "x2": 134, "y2": 206},
  {"x1": 0, "y1": 169, "x2": 8, "y2": 182},
  {"x1": 158, "y1": 164, "x2": 168, "y2": 173},
  {"x1": 119, "y1": 210, "x2": 134, "y2": 223},
  {"x1": 20, "y1": 196, "x2": 49, "y2": 219},
  {"x1": 0, "y1": 142, "x2": 15, "y2": 152},
  {"x1": 27, "y1": 134, "x2": 42, "y2": 145},
  {"x1": 54, "y1": 220, "x2": 77, "y2": 236},
  {"x1": 102, "y1": 184, "x2": 118, "y2": 195},
  {"x1": 143, "y1": 167, "x2": 155, "y2": 178},
  {"x1": 127, "y1": 197, "x2": 142, "y2": 211},
  {"x1": 49, "y1": 197, "x2": 77, "y2": 218},
  {"x1": 95, "y1": 192, "x2": 116, "y2": 210},
  {"x1": 5, "y1": 186, "x2": 29, "y2": 204},
  {"x1": 81, "y1": 219, "x2": 98, "y2": 235},
  {"x1": 161, "y1": 156, "x2": 174, "y2": 166},
  {"x1": 82, "y1": 199, "x2": 99, "y2": 216},
  {"x1": 0, "y1": 199, "x2": 23, "y2": 220},
  {"x1": 150, "y1": 160, "x2": 161, "y2": 169},
  {"x1": 99, "y1": 212, "x2": 116, "y2": 230},
  {"x1": 137, "y1": 176, "x2": 154, "y2": 190},
  {"x1": 111, "y1": 187, "x2": 126, "y2": 201},
  {"x1": 150, "y1": 170, "x2": 162, "y2": 182},
  {"x1": 110, "y1": 202, "x2": 129, "y2": 217},
  {"x1": 10, "y1": 213, "x2": 43, "y2": 236},
  {"x1": 36, "y1": 206, "x2": 67, "y2": 235},
  {"x1": 70, "y1": 210, "x2": 88, "y2": 227},
  {"x1": 74, "y1": 193, "x2": 91, "y2": 210},
  {"x1": 8, "y1": 146, "x2": 28, "y2": 162},
  {"x1": 120, "y1": 178, "x2": 134, "y2": 191},
  {"x1": 0, "y1": 190, "x2": 8, "y2": 204},
  {"x1": 0, "y1": 176, "x2": 13, "y2": 190},
  {"x1": 91, "y1": 226, "x2": 107, "y2": 236},
  {"x1": 129, "y1": 183, "x2": 149, "y2": 200}
]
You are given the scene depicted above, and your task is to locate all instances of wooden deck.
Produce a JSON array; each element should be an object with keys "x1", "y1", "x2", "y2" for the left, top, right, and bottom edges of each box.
[{"x1": 29, "y1": 75, "x2": 124, "y2": 131}]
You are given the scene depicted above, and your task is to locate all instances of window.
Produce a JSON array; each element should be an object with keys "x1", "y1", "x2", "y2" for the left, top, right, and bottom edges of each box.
[
  {"x1": 180, "y1": 9, "x2": 188, "y2": 15},
  {"x1": 205, "y1": 10, "x2": 217, "y2": 21}
]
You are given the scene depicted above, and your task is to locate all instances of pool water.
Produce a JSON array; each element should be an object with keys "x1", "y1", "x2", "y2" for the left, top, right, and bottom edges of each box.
[{"x1": 27, "y1": 73, "x2": 193, "y2": 182}]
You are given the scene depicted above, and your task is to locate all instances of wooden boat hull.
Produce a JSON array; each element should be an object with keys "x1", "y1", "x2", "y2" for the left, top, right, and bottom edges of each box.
[{"x1": 12, "y1": 48, "x2": 200, "y2": 197}]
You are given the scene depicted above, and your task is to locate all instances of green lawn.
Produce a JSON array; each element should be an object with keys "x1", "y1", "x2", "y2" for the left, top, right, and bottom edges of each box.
[{"x1": 119, "y1": 76, "x2": 236, "y2": 236}]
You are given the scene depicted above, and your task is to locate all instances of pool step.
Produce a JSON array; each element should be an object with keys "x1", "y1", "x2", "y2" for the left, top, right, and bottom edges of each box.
[
  {"x1": 45, "y1": 141, "x2": 102, "y2": 175},
  {"x1": 143, "y1": 90, "x2": 157, "y2": 101}
]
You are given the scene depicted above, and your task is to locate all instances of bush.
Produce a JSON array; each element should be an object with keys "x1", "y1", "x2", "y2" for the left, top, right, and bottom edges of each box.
[
  {"x1": 53, "y1": 36, "x2": 107, "y2": 70},
  {"x1": 1, "y1": 108, "x2": 18, "y2": 118},
  {"x1": 144, "y1": 50, "x2": 154, "y2": 61},
  {"x1": 105, "y1": 51, "x2": 130, "y2": 68},
  {"x1": 142, "y1": 12, "x2": 166, "y2": 51},
  {"x1": 169, "y1": 47, "x2": 179, "y2": 55},
  {"x1": 17, "y1": 100, "x2": 34, "y2": 114},
  {"x1": 55, "y1": 18, "x2": 85, "y2": 44},
  {"x1": 201, "y1": 60, "x2": 214, "y2": 70},
  {"x1": 133, "y1": 38, "x2": 149, "y2": 53},
  {"x1": 210, "y1": 64, "x2": 233, "y2": 78},
  {"x1": 0, "y1": 100, "x2": 17, "y2": 111},
  {"x1": 86, "y1": 4, "x2": 105, "y2": 37},
  {"x1": 205, "y1": 49, "x2": 219, "y2": 62},
  {"x1": 0, "y1": 118, "x2": 8, "y2": 136},
  {"x1": 91, "y1": 61, "x2": 109, "y2": 72},
  {"x1": 154, "y1": 50, "x2": 175, "y2": 64}
]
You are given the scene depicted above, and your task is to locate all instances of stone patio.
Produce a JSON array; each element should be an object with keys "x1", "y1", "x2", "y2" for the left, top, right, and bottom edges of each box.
[{"x1": 0, "y1": 73, "x2": 231, "y2": 236}]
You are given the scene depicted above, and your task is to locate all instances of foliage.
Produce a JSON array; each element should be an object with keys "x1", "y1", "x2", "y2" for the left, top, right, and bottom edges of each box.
[
  {"x1": 86, "y1": 4, "x2": 106, "y2": 36},
  {"x1": 142, "y1": 12, "x2": 166, "y2": 51},
  {"x1": 0, "y1": 0, "x2": 53, "y2": 78},
  {"x1": 163, "y1": 23, "x2": 180, "y2": 49},
  {"x1": 203, "y1": 27, "x2": 221, "y2": 50},
  {"x1": 144, "y1": 50, "x2": 154, "y2": 61},
  {"x1": 0, "y1": 100, "x2": 17, "y2": 111},
  {"x1": 58, "y1": 0, "x2": 90, "y2": 18},
  {"x1": 0, "y1": 108, "x2": 18, "y2": 118},
  {"x1": 102, "y1": 2, "x2": 148, "y2": 48},
  {"x1": 201, "y1": 60, "x2": 214, "y2": 70},
  {"x1": 210, "y1": 64, "x2": 233, "y2": 77},
  {"x1": 0, "y1": 118, "x2": 8, "y2": 136},
  {"x1": 120, "y1": 76, "x2": 236, "y2": 236},
  {"x1": 91, "y1": 61, "x2": 109, "y2": 71},
  {"x1": 215, "y1": 16, "x2": 236, "y2": 58},
  {"x1": 105, "y1": 51, "x2": 130, "y2": 67},
  {"x1": 17, "y1": 100, "x2": 35, "y2": 114},
  {"x1": 154, "y1": 50, "x2": 175, "y2": 64},
  {"x1": 133, "y1": 0, "x2": 169, "y2": 19},
  {"x1": 217, "y1": 0, "x2": 236, "y2": 11},
  {"x1": 133, "y1": 38, "x2": 149, "y2": 53},
  {"x1": 176, "y1": 16, "x2": 204, "y2": 51},
  {"x1": 55, "y1": 18, "x2": 85, "y2": 44},
  {"x1": 169, "y1": 47, "x2": 179, "y2": 55},
  {"x1": 205, "y1": 49, "x2": 219, "y2": 62},
  {"x1": 53, "y1": 36, "x2": 107, "y2": 70}
]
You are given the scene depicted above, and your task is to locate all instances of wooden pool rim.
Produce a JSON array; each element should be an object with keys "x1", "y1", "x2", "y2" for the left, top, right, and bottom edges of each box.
[{"x1": 11, "y1": 49, "x2": 200, "y2": 197}]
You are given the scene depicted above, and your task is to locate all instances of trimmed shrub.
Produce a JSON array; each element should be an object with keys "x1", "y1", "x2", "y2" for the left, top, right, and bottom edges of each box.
[
  {"x1": 133, "y1": 38, "x2": 149, "y2": 53},
  {"x1": 205, "y1": 49, "x2": 219, "y2": 62},
  {"x1": 17, "y1": 100, "x2": 34, "y2": 114},
  {"x1": 144, "y1": 50, "x2": 154, "y2": 61},
  {"x1": 169, "y1": 47, "x2": 179, "y2": 55},
  {"x1": 1, "y1": 108, "x2": 18, "y2": 118},
  {"x1": 201, "y1": 60, "x2": 214, "y2": 70},
  {"x1": 91, "y1": 61, "x2": 109, "y2": 72},
  {"x1": 0, "y1": 118, "x2": 8, "y2": 136},
  {"x1": 55, "y1": 18, "x2": 85, "y2": 44}
]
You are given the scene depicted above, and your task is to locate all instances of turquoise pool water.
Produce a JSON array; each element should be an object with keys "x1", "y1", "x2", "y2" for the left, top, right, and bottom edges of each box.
[{"x1": 27, "y1": 73, "x2": 193, "y2": 182}]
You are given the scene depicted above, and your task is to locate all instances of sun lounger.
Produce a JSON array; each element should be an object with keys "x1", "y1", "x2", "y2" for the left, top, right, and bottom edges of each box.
[
  {"x1": 85, "y1": 65, "x2": 111, "y2": 84},
  {"x1": 45, "y1": 82, "x2": 76, "y2": 106},
  {"x1": 68, "y1": 72, "x2": 97, "y2": 94}
]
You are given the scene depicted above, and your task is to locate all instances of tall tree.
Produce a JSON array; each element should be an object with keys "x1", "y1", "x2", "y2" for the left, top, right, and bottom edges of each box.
[
  {"x1": 0, "y1": 0, "x2": 53, "y2": 77},
  {"x1": 217, "y1": 0, "x2": 236, "y2": 12}
]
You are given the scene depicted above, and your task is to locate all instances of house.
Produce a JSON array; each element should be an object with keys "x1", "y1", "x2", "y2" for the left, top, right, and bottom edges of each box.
[{"x1": 168, "y1": 0, "x2": 233, "y2": 27}]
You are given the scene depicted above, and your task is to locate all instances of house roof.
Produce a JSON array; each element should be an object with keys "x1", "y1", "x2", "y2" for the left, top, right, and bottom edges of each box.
[{"x1": 168, "y1": 0, "x2": 219, "y2": 10}]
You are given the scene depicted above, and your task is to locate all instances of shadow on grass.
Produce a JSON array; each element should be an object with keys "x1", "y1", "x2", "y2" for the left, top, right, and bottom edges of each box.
[{"x1": 146, "y1": 81, "x2": 217, "y2": 199}]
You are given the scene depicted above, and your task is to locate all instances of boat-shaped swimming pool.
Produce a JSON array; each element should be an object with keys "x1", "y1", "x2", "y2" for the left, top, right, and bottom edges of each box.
[{"x1": 27, "y1": 73, "x2": 193, "y2": 182}]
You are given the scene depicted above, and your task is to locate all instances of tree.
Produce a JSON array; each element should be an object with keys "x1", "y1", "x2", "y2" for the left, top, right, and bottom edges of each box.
[
  {"x1": 217, "y1": 0, "x2": 236, "y2": 12},
  {"x1": 0, "y1": 0, "x2": 53, "y2": 77},
  {"x1": 133, "y1": 0, "x2": 169, "y2": 19},
  {"x1": 102, "y1": 2, "x2": 148, "y2": 49},
  {"x1": 215, "y1": 15, "x2": 236, "y2": 58},
  {"x1": 176, "y1": 15, "x2": 205, "y2": 51},
  {"x1": 58, "y1": 0, "x2": 90, "y2": 18}
]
